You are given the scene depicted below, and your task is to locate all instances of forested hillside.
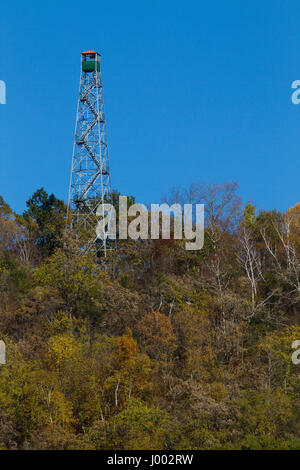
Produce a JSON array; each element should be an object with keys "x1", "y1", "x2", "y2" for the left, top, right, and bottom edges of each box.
[{"x1": 0, "y1": 183, "x2": 299, "y2": 450}]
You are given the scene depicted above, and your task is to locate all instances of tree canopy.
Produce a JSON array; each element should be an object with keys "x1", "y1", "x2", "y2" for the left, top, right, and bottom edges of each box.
[{"x1": 0, "y1": 183, "x2": 299, "y2": 449}]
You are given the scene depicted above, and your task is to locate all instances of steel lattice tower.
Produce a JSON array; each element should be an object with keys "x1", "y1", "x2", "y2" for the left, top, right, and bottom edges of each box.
[{"x1": 68, "y1": 51, "x2": 112, "y2": 254}]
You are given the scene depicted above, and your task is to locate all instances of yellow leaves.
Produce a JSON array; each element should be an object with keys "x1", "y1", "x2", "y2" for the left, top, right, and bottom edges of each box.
[
  {"x1": 259, "y1": 326, "x2": 300, "y2": 364},
  {"x1": 287, "y1": 203, "x2": 300, "y2": 226},
  {"x1": 173, "y1": 304, "x2": 216, "y2": 381},
  {"x1": 243, "y1": 203, "x2": 257, "y2": 224},
  {"x1": 103, "y1": 330, "x2": 153, "y2": 410},
  {"x1": 0, "y1": 341, "x2": 30, "y2": 412},
  {"x1": 209, "y1": 382, "x2": 228, "y2": 401},
  {"x1": 113, "y1": 329, "x2": 138, "y2": 367},
  {"x1": 44, "y1": 310, "x2": 73, "y2": 336},
  {"x1": 43, "y1": 310, "x2": 88, "y2": 340},
  {"x1": 34, "y1": 249, "x2": 100, "y2": 293},
  {"x1": 137, "y1": 311, "x2": 176, "y2": 365},
  {"x1": 258, "y1": 326, "x2": 300, "y2": 391},
  {"x1": 89, "y1": 398, "x2": 171, "y2": 450},
  {"x1": 25, "y1": 370, "x2": 74, "y2": 429},
  {"x1": 237, "y1": 388, "x2": 293, "y2": 437},
  {"x1": 0, "y1": 340, "x2": 74, "y2": 433},
  {"x1": 33, "y1": 249, "x2": 107, "y2": 319},
  {"x1": 46, "y1": 334, "x2": 80, "y2": 370},
  {"x1": 112, "y1": 330, "x2": 152, "y2": 384}
]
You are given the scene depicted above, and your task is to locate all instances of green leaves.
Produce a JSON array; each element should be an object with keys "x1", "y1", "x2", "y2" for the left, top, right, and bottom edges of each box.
[
  {"x1": 34, "y1": 249, "x2": 104, "y2": 320},
  {"x1": 22, "y1": 188, "x2": 67, "y2": 255}
]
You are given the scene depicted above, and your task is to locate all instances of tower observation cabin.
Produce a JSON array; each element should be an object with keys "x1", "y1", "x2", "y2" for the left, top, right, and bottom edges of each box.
[{"x1": 81, "y1": 50, "x2": 101, "y2": 73}]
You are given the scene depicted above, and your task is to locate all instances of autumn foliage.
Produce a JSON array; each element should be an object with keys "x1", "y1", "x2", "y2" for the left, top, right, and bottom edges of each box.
[{"x1": 0, "y1": 185, "x2": 299, "y2": 449}]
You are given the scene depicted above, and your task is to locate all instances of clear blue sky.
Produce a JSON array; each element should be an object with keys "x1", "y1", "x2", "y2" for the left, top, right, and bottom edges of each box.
[{"x1": 0, "y1": 0, "x2": 299, "y2": 214}]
